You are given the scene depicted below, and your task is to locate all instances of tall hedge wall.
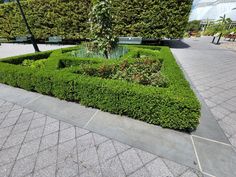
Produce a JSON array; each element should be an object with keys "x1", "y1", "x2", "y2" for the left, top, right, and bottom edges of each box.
[{"x1": 0, "y1": 0, "x2": 192, "y2": 40}]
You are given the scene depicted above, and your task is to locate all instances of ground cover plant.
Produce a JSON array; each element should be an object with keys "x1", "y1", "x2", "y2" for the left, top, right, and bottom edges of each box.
[{"x1": 0, "y1": 45, "x2": 200, "y2": 131}]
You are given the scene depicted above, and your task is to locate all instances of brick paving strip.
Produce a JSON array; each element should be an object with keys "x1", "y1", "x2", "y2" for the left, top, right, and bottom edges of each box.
[{"x1": 0, "y1": 43, "x2": 236, "y2": 176}]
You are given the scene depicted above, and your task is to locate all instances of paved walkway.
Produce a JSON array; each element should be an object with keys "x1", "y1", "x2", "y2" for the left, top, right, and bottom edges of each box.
[
  {"x1": 0, "y1": 99, "x2": 201, "y2": 177},
  {"x1": 0, "y1": 42, "x2": 236, "y2": 177},
  {"x1": 170, "y1": 37, "x2": 236, "y2": 149},
  {"x1": 0, "y1": 43, "x2": 73, "y2": 58}
]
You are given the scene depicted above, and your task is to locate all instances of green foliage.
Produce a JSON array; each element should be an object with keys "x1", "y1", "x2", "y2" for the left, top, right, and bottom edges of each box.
[
  {"x1": 0, "y1": 0, "x2": 91, "y2": 40},
  {"x1": 90, "y1": 0, "x2": 116, "y2": 58},
  {"x1": 112, "y1": 0, "x2": 192, "y2": 39},
  {"x1": 111, "y1": 58, "x2": 168, "y2": 87},
  {"x1": 22, "y1": 59, "x2": 47, "y2": 69},
  {"x1": 0, "y1": 0, "x2": 192, "y2": 40},
  {"x1": 186, "y1": 20, "x2": 201, "y2": 32},
  {"x1": 71, "y1": 44, "x2": 128, "y2": 59},
  {"x1": 217, "y1": 15, "x2": 232, "y2": 31},
  {"x1": 203, "y1": 16, "x2": 234, "y2": 36},
  {"x1": 0, "y1": 45, "x2": 200, "y2": 131}
]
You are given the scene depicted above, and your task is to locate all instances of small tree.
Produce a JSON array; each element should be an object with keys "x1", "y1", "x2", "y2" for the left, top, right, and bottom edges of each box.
[
  {"x1": 218, "y1": 14, "x2": 232, "y2": 31},
  {"x1": 90, "y1": 0, "x2": 116, "y2": 59}
]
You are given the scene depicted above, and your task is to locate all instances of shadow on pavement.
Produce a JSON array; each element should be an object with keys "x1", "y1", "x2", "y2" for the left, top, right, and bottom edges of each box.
[{"x1": 163, "y1": 39, "x2": 191, "y2": 49}]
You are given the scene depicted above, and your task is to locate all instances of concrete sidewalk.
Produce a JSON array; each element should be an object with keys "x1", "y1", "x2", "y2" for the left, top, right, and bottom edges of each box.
[
  {"x1": 0, "y1": 43, "x2": 73, "y2": 59},
  {"x1": 170, "y1": 37, "x2": 236, "y2": 149}
]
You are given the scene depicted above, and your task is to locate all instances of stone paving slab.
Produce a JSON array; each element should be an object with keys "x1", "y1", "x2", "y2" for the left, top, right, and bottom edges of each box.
[
  {"x1": 85, "y1": 110, "x2": 199, "y2": 169},
  {"x1": 25, "y1": 95, "x2": 98, "y2": 128},
  {"x1": 193, "y1": 136, "x2": 236, "y2": 177},
  {"x1": 0, "y1": 98, "x2": 203, "y2": 177}
]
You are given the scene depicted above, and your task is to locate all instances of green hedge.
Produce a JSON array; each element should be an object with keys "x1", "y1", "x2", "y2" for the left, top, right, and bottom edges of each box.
[
  {"x1": 0, "y1": 46, "x2": 200, "y2": 131},
  {"x1": 0, "y1": 0, "x2": 192, "y2": 40}
]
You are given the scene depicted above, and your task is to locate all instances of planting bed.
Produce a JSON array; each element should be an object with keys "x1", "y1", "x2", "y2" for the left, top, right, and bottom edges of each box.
[{"x1": 0, "y1": 45, "x2": 200, "y2": 131}]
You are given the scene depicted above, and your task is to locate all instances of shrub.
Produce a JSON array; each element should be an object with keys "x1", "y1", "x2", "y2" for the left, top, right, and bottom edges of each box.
[
  {"x1": 186, "y1": 20, "x2": 201, "y2": 32},
  {"x1": 0, "y1": 45, "x2": 200, "y2": 131},
  {"x1": 22, "y1": 59, "x2": 47, "y2": 69},
  {"x1": 0, "y1": 0, "x2": 192, "y2": 40}
]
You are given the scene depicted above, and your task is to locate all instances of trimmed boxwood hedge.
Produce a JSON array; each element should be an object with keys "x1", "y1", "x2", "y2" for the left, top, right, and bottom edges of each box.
[
  {"x1": 0, "y1": 46, "x2": 200, "y2": 131},
  {"x1": 0, "y1": 0, "x2": 192, "y2": 40}
]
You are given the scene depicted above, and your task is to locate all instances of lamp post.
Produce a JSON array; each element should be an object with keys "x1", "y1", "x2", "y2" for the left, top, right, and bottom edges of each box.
[{"x1": 16, "y1": 0, "x2": 40, "y2": 52}]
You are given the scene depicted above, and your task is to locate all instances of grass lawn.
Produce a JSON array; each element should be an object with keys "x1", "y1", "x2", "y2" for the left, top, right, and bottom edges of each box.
[{"x1": 0, "y1": 45, "x2": 200, "y2": 131}]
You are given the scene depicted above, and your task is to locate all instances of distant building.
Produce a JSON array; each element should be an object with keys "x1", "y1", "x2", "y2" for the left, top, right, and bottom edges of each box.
[{"x1": 190, "y1": 0, "x2": 236, "y2": 22}]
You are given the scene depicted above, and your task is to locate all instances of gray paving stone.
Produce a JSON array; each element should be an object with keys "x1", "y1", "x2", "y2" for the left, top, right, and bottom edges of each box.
[
  {"x1": 18, "y1": 138, "x2": 41, "y2": 159},
  {"x1": 11, "y1": 154, "x2": 37, "y2": 177},
  {"x1": 12, "y1": 106, "x2": 24, "y2": 113},
  {"x1": 85, "y1": 110, "x2": 199, "y2": 169},
  {"x1": 43, "y1": 121, "x2": 59, "y2": 136},
  {"x1": 22, "y1": 108, "x2": 33, "y2": 114},
  {"x1": 0, "y1": 162, "x2": 13, "y2": 177},
  {"x1": 180, "y1": 169, "x2": 202, "y2": 177},
  {"x1": 56, "y1": 161, "x2": 78, "y2": 177},
  {"x1": 17, "y1": 112, "x2": 34, "y2": 124},
  {"x1": 93, "y1": 133, "x2": 108, "y2": 145},
  {"x1": 229, "y1": 134, "x2": 236, "y2": 147},
  {"x1": 29, "y1": 117, "x2": 46, "y2": 130},
  {"x1": 211, "y1": 109, "x2": 226, "y2": 121},
  {"x1": 101, "y1": 156, "x2": 125, "y2": 177},
  {"x1": 0, "y1": 105, "x2": 13, "y2": 113},
  {"x1": 33, "y1": 164, "x2": 56, "y2": 177},
  {"x1": 0, "y1": 112, "x2": 8, "y2": 121},
  {"x1": 218, "y1": 117, "x2": 236, "y2": 137},
  {"x1": 0, "y1": 99, "x2": 5, "y2": 106},
  {"x1": 128, "y1": 167, "x2": 150, "y2": 177},
  {"x1": 39, "y1": 132, "x2": 58, "y2": 151},
  {"x1": 60, "y1": 121, "x2": 73, "y2": 131},
  {"x1": 59, "y1": 126, "x2": 75, "y2": 143},
  {"x1": 76, "y1": 133, "x2": 95, "y2": 153},
  {"x1": 193, "y1": 136, "x2": 236, "y2": 177},
  {"x1": 33, "y1": 113, "x2": 45, "y2": 120},
  {"x1": 0, "y1": 84, "x2": 42, "y2": 106},
  {"x1": 35, "y1": 146, "x2": 57, "y2": 170},
  {"x1": 24, "y1": 126, "x2": 44, "y2": 143},
  {"x1": 135, "y1": 148, "x2": 156, "y2": 164},
  {"x1": 12, "y1": 121, "x2": 31, "y2": 134},
  {"x1": 7, "y1": 108, "x2": 23, "y2": 118},
  {"x1": 0, "y1": 136, "x2": 7, "y2": 149},
  {"x1": 0, "y1": 125, "x2": 13, "y2": 138},
  {"x1": 79, "y1": 166, "x2": 102, "y2": 177},
  {"x1": 58, "y1": 139, "x2": 77, "y2": 163},
  {"x1": 119, "y1": 148, "x2": 143, "y2": 175},
  {"x1": 0, "y1": 116, "x2": 19, "y2": 128},
  {"x1": 3, "y1": 131, "x2": 26, "y2": 149},
  {"x1": 163, "y1": 159, "x2": 188, "y2": 176},
  {"x1": 0, "y1": 145, "x2": 20, "y2": 166},
  {"x1": 25, "y1": 95, "x2": 97, "y2": 128},
  {"x1": 45, "y1": 116, "x2": 57, "y2": 125},
  {"x1": 78, "y1": 147, "x2": 99, "y2": 174},
  {"x1": 97, "y1": 140, "x2": 117, "y2": 162},
  {"x1": 145, "y1": 158, "x2": 174, "y2": 177},
  {"x1": 75, "y1": 127, "x2": 89, "y2": 138},
  {"x1": 113, "y1": 140, "x2": 130, "y2": 154}
]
